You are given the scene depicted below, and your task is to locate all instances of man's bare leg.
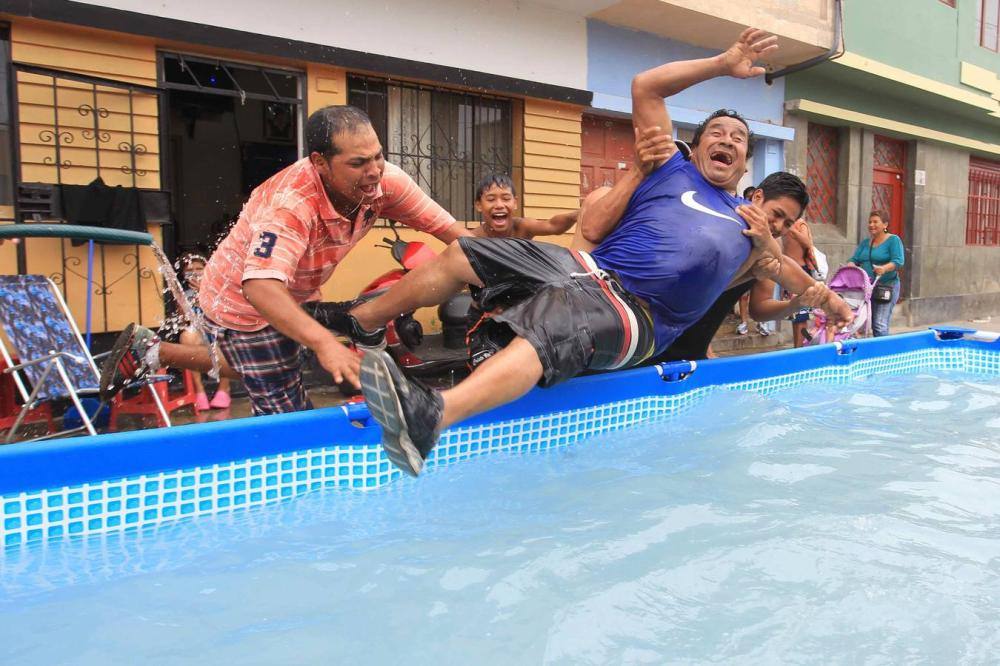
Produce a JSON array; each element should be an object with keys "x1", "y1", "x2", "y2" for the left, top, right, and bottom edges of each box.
[
  {"x1": 157, "y1": 341, "x2": 240, "y2": 379},
  {"x1": 179, "y1": 329, "x2": 208, "y2": 395},
  {"x1": 351, "y1": 240, "x2": 482, "y2": 331},
  {"x1": 793, "y1": 320, "x2": 808, "y2": 348},
  {"x1": 438, "y1": 336, "x2": 543, "y2": 430},
  {"x1": 101, "y1": 324, "x2": 239, "y2": 400},
  {"x1": 737, "y1": 291, "x2": 751, "y2": 334},
  {"x1": 360, "y1": 335, "x2": 544, "y2": 475}
]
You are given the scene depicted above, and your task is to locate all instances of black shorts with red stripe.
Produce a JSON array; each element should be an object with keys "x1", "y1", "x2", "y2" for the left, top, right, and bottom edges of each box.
[{"x1": 459, "y1": 237, "x2": 655, "y2": 387}]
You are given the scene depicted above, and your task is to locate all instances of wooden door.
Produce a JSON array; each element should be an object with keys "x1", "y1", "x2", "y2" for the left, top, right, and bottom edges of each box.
[
  {"x1": 872, "y1": 168, "x2": 904, "y2": 237},
  {"x1": 872, "y1": 135, "x2": 906, "y2": 238},
  {"x1": 581, "y1": 115, "x2": 633, "y2": 199},
  {"x1": 871, "y1": 135, "x2": 907, "y2": 300}
]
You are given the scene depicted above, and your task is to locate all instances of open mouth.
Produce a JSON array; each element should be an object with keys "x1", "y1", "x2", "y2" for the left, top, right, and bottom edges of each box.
[
  {"x1": 709, "y1": 151, "x2": 733, "y2": 167},
  {"x1": 358, "y1": 183, "x2": 379, "y2": 198},
  {"x1": 490, "y1": 211, "x2": 510, "y2": 225}
]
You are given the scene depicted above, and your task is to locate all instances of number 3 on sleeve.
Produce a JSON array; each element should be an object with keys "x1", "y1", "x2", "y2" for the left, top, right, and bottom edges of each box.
[{"x1": 253, "y1": 231, "x2": 278, "y2": 259}]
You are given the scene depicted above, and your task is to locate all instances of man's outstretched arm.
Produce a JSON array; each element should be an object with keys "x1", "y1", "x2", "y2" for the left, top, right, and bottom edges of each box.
[
  {"x1": 734, "y1": 205, "x2": 853, "y2": 327},
  {"x1": 727, "y1": 203, "x2": 787, "y2": 289},
  {"x1": 578, "y1": 126, "x2": 673, "y2": 245},
  {"x1": 243, "y1": 279, "x2": 361, "y2": 388},
  {"x1": 379, "y1": 164, "x2": 471, "y2": 243},
  {"x1": 578, "y1": 178, "x2": 639, "y2": 246},
  {"x1": 518, "y1": 209, "x2": 579, "y2": 237},
  {"x1": 786, "y1": 219, "x2": 817, "y2": 271},
  {"x1": 748, "y1": 273, "x2": 832, "y2": 322},
  {"x1": 631, "y1": 28, "x2": 777, "y2": 169}
]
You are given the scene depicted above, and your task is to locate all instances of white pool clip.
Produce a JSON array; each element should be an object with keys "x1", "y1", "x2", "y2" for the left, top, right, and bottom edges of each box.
[
  {"x1": 655, "y1": 360, "x2": 696, "y2": 382},
  {"x1": 968, "y1": 330, "x2": 1000, "y2": 342}
]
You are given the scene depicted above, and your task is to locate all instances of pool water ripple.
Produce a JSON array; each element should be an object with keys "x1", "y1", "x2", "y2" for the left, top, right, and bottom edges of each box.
[{"x1": 1, "y1": 372, "x2": 999, "y2": 664}]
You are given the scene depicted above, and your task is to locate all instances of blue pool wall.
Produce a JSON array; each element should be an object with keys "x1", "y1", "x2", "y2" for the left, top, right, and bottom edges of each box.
[
  {"x1": 1, "y1": 328, "x2": 997, "y2": 547},
  {"x1": 1, "y1": 328, "x2": 996, "y2": 496}
]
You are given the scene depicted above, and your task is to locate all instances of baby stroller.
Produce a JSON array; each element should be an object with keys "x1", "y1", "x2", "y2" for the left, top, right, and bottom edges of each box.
[{"x1": 804, "y1": 264, "x2": 875, "y2": 345}]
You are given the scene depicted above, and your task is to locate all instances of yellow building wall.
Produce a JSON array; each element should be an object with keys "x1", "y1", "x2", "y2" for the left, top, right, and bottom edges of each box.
[
  {"x1": 306, "y1": 64, "x2": 347, "y2": 111},
  {"x1": 3, "y1": 19, "x2": 586, "y2": 336},
  {"x1": 7, "y1": 19, "x2": 165, "y2": 333},
  {"x1": 0, "y1": 206, "x2": 17, "y2": 278},
  {"x1": 522, "y1": 99, "x2": 583, "y2": 220}
]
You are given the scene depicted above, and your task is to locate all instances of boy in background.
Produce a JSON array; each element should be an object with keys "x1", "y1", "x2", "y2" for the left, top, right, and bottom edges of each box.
[{"x1": 470, "y1": 174, "x2": 578, "y2": 240}]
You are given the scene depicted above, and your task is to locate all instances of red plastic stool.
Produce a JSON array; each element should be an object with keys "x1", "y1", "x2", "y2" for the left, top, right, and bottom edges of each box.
[
  {"x1": 110, "y1": 368, "x2": 199, "y2": 429},
  {"x1": 0, "y1": 356, "x2": 55, "y2": 436}
]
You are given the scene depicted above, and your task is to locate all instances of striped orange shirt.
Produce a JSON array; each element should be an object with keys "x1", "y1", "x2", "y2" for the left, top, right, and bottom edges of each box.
[{"x1": 200, "y1": 158, "x2": 455, "y2": 331}]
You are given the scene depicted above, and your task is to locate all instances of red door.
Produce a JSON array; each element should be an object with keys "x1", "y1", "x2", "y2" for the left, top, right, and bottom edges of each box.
[
  {"x1": 871, "y1": 135, "x2": 906, "y2": 237},
  {"x1": 581, "y1": 115, "x2": 633, "y2": 199},
  {"x1": 872, "y1": 169, "x2": 904, "y2": 236},
  {"x1": 871, "y1": 135, "x2": 907, "y2": 300}
]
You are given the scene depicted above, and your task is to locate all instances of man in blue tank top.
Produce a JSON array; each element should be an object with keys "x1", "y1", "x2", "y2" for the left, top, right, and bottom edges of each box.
[
  {"x1": 589, "y1": 148, "x2": 755, "y2": 350},
  {"x1": 345, "y1": 28, "x2": 855, "y2": 477},
  {"x1": 577, "y1": 163, "x2": 836, "y2": 363}
]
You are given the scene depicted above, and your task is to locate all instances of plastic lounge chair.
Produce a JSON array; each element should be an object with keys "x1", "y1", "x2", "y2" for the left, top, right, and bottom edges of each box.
[{"x1": 0, "y1": 274, "x2": 171, "y2": 443}]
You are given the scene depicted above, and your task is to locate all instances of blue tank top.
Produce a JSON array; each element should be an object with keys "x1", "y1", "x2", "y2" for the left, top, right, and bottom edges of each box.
[{"x1": 591, "y1": 152, "x2": 751, "y2": 352}]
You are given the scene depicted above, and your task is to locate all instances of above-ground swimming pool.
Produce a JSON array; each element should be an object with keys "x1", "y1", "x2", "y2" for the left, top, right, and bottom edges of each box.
[{"x1": 1, "y1": 327, "x2": 999, "y2": 663}]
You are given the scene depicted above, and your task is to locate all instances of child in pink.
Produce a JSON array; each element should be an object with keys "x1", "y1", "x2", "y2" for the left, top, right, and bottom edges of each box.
[{"x1": 180, "y1": 254, "x2": 232, "y2": 410}]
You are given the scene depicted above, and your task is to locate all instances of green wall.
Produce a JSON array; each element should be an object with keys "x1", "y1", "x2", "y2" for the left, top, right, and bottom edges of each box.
[
  {"x1": 840, "y1": 0, "x2": 998, "y2": 87},
  {"x1": 786, "y1": 66, "x2": 999, "y2": 147},
  {"x1": 956, "y1": 0, "x2": 1000, "y2": 73},
  {"x1": 786, "y1": 0, "x2": 999, "y2": 151}
]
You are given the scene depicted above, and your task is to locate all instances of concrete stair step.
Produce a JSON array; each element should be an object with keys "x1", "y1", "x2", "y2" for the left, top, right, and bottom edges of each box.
[
  {"x1": 711, "y1": 316, "x2": 790, "y2": 355},
  {"x1": 711, "y1": 331, "x2": 788, "y2": 354}
]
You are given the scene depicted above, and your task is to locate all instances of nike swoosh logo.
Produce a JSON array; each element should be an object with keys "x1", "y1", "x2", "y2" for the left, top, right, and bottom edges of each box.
[{"x1": 680, "y1": 191, "x2": 742, "y2": 225}]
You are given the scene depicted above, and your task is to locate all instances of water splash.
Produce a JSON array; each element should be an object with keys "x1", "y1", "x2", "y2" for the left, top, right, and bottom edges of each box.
[{"x1": 149, "y1": 242, "x2": 221, "y2": 379}]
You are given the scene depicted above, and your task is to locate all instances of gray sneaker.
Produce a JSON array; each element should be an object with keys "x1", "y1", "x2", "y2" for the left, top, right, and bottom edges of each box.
[
  {"x1": 99, "y1": 323, "x2": 158, "y2": 401},
  {"x1": 360, "y1": 350, "x2": 443, "y2": 477}
]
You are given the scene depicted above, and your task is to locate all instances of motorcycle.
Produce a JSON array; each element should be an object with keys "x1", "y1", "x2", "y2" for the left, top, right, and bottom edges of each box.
[{"x1": 309, "y1": 221, "x2": 471, "y2": 392}]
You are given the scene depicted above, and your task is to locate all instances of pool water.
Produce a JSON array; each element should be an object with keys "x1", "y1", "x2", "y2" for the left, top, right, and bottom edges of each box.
[{"x1": 3, "y1": 372, "x2": 1000, "y2": 664}]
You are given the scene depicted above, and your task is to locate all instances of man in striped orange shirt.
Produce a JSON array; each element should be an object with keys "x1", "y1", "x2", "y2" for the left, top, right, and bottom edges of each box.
[{"x1": 102, "y1": 105, "x2": 469, "y2": 415}]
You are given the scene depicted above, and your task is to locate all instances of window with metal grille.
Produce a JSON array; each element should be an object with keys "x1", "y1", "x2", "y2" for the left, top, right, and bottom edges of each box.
[
  {"x1": 347, "y1": 75, "x2": 512, "y2": 222},
  {"x1": 978, "y1": 0, "x2": 999, "y2": 51},
  {"x1": 967, "y1": 158, "x2": 1000, "y2": 246},
  {"x1": 160, "y1": 52, "x2": 301, "y2": 104},
  {"x1": 806, "y1": 123, "x2": 839, "y2": 225},
  {"x1": 873, "y1": 135, "x2": 906, "y2": 171}
]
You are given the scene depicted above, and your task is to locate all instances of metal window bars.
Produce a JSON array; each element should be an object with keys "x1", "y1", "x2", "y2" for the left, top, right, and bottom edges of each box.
[
  {"x1": 347, "y1": 74, "x2": 513, "y2": 223},
  {"x1": 967, "y1": 159, "x2": 1000, "y2": 246},
  {"x1": 806, "y1": 123, "x2": 840, "y2": 225},
  {"x1": 159, "y1": 52, "x2": 301, "y2": 105}
]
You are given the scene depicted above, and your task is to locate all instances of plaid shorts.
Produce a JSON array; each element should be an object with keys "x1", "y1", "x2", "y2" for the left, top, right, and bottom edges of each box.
[{"x1": 206, "y1": 320, "x2": 312, "y2": 416}]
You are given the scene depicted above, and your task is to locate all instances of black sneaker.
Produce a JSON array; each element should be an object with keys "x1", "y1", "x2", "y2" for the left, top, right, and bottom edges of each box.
[
  {"x1": 306, "y1": 301, "x2": 387, "y2": 351},
  {"x1": 99, "y1": 323, "x2": 158, "y2": 401},
  {"x1": 360, "y1": 349, "x2": 443, "y2": 476}
]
